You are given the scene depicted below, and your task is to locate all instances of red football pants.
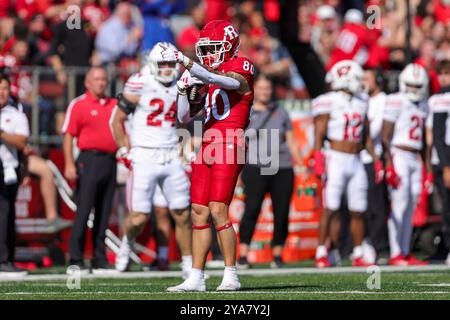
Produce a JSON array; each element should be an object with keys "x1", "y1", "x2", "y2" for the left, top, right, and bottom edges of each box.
[{"x1": 190, "y1": 142, "x2": 245, "y2": 206}]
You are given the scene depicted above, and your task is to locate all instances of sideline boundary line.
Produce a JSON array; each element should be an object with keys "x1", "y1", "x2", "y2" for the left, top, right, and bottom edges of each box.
[{"x1": 1, "y1": 264, "x2": 449, "y2": 282}]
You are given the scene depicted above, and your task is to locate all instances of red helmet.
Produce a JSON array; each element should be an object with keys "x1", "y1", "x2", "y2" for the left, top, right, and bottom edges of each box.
[{"x1": 195, "y1": 20, "x2": 240, "y2": 69}]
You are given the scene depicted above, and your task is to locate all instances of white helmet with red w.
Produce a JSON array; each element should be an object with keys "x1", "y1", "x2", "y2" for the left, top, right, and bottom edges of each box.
[
  {"x1": 195, "y1": 20, "x2": 240, "y2": 69},
  {"x1": 326, "y1": 60, "x2": 364, "y2": 95},
  {"x1": 148, "y1": 42, "x2": 180, "y2": 84},
  {"x1": 399, "y1": 63, "x2": 429, "y2": 102}
]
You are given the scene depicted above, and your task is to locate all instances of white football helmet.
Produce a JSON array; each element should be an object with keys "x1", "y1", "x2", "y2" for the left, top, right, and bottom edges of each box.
[
  {"x1": 148, "y1": 42, "x2": 180, "y2": 84},
  {"x1": 399, "y1": 63, "x2": 429, "y2": 102},
  {"x1": 140, "y1": 64, "x2": 150, "y2": 76},
  {"x1": 326, "y1": 60, "x2": 364, "y2": 95}
]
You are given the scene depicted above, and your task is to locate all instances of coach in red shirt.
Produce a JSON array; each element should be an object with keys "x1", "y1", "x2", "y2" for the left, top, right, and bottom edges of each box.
[{"x1": 62, "y1": 66, "x2": 118, "y2": 273}]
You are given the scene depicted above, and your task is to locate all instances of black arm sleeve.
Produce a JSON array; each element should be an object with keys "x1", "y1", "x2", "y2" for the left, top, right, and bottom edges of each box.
[
  {"x1": 433, "y1": 112, "x2": 450, "y2": 167},
  {"x1": 116, "y1": 93, "x2": 137, "y2": 115}
]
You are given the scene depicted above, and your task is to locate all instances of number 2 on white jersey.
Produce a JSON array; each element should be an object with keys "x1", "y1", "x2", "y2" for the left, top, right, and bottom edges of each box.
[{"x1": 409, "y1": 115, "x2": 422, "y2": 141}]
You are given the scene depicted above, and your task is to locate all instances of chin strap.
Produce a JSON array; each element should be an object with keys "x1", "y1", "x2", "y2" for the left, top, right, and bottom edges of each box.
[{"x1": 216, "y1": 222, "x2": 233, "y2": 232}]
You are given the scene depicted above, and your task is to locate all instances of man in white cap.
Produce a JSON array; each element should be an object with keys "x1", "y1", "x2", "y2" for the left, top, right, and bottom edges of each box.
[
  {"x1": 312, "y1": 5, "x2": 340, "y2": 64},
  {"x1": 317, "y1": 5, "x2": 337, "y2": 21}
]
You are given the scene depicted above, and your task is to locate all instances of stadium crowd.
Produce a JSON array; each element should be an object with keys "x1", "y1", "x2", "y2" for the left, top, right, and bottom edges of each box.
[{"x1": 1, "y1": 0, "x2": 450, "y2": 274}]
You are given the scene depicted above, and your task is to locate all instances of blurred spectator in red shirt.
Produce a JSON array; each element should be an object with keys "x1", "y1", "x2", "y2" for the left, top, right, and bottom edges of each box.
[
  {"x1": 1, "y1": 18, "x2": 29, "y2": 55},
  {"x1": 16, "y1": 0, "x2": 51, "y2": 21},
  {"x1": 0, "y1": 0, "x2": 14, "y2": 18},
  {"x1": 0, "y1": 39, "x2": 32, "y2": 101},
  {"x1": 433, "y1": 0, "x2": 450, "y2": 25},
  {"x1": 263, "y1": 0, "x2": 280, "y2": 23},
  {"x1": 415, "y1": 38, "x2": 440, "y2": 94},
  {"x1": 16, "y1": 0, "x2": 66, "y2": 22},
  {"x1": 82, "y1": 0, "x2": 111, "y2": 36},
  {"x1": 327, "y1": 9, "x2": 378, "y2": 70},
  {"x1": 177, "y1": 4, "x2": 205, "y2": 59}
]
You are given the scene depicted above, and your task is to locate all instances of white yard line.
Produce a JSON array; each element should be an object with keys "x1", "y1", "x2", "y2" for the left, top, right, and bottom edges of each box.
[
  {"x1": 3, "y1": 291, "x2": 450, "y2": 296},
  {"x1": 0, "y1": 265, "x2": 449, "y2": 283}
]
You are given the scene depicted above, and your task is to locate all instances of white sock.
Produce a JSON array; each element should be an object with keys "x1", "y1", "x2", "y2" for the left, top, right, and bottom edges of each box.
[
  {"x1": 362, "y1": 240, "x2": 376, "y2": 264},
  {"x1": 181, "y1": 255, "x2": 192, "y2": 269},
  {"x1": 223, "y1": 266, "x2": 237, "y2": 281},
  {"x1": 353, "y1": 246, "x2": 363, "y2": 259},
  {"x1": 189, "y1": 268, "x2": 204, "y2": 281},
  {"x1": 316, "y1": 245, "x2": 328, "y2": 259},
  {"x1": 158, "y1": 246, "x2": 169, "y2": 261}
]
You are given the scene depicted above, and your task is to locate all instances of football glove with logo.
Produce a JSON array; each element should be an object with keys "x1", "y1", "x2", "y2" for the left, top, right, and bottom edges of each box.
[
  {"x1": 385, "y1": 165, "x2": 400, "y2": 188},
  {"x1": 374, "y1": 160, "x2": 384, "y2": 184},
  {"x1": 116, "y1": 146, "x2": 132, "y2": 170},
  {"x1": 159, "y1": 43, "x2": 191, "y2": 68}
]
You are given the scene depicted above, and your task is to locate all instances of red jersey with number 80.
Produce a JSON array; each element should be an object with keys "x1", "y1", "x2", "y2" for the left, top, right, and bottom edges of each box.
[{"x1": 203, "y1": 57, "x2": 255, "y2": 141}]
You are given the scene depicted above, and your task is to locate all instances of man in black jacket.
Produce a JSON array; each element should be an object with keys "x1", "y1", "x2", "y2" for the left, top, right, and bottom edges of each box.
[{"x1": 430, "y1": 60, "x2": 450, "y2": 266}]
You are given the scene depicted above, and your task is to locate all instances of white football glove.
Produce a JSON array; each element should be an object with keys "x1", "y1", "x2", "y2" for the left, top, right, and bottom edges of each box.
[
  {"x1": 159, "y1": 43, "x2": 190, "y2": 67},
  {"x1": 177, "y1": 70, "x2": 204, "y2": 95}
]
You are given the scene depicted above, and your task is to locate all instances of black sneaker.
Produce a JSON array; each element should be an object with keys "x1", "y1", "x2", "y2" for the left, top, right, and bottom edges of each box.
[
  {"x1": 0, "y1": 262, "x2": 28, "y2": 276},
  {"x1": 270, "y1": 256, "x2": 283, "y2": 269},
  {"x1": 237, "y1": 256, "x2": 250, "y2": 269},
  {"x1": 66, "y1": 261, "x2": 90, "y2": 275}
]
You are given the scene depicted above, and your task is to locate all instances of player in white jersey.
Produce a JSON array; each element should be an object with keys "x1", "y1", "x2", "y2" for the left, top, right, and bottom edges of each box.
[
  {"x1": 380, "y1": 63, "x2": 432, "y2": 266},
  {"x1": 313, "y1": 60, "x2": 383, "y2": 268},
  {"x1": 110, "y1": 43, "x2": 192, "y2": 277},
  {"x1": 428, "y1": 60, "x2": 450, "y2": 266}
]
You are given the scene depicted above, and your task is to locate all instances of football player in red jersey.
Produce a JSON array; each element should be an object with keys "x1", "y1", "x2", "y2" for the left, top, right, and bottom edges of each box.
[{"x1": 161, "y1": 20, "x2": 255, "y2": 292}]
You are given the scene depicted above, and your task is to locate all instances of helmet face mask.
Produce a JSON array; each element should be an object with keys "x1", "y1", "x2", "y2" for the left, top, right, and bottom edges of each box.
[
  {"x1": 156, "y1": 61, "x2": 178, "y2": 83},
  {"x1": 399, "y1": 63, "x2": 428, "y2": 102},
  {"x1": 148, "y1": 42, "x2": 180, "y2": 84},
  {"x1": 195, "y1": 20, "x2": 240, "y2": 69},
  {"x1": 401, "y1": 83, "x2": 427, "y2": 102},
  {"x1": 195, "y1": 40, "x2": 230, "y2": 68}
]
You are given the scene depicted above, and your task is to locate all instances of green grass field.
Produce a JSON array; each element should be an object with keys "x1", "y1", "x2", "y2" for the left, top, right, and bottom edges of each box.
[{"x1": 1, "y1": 266, "x2": 450, "y2": 300}]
